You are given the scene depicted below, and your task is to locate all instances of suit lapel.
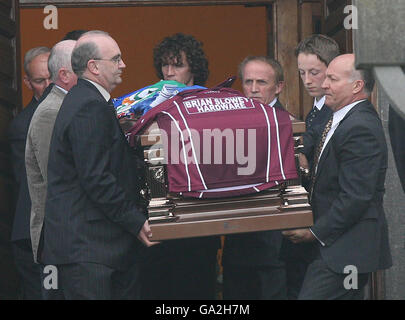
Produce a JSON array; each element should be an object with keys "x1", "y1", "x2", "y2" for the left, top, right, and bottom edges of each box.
[
  {"x1": 316, "y1": 142, "x2": 331, "y2": 178},
  {"x1": 314, "y1": 100, "x2": 370, "y2": 177},
  {"x1": 273, "y1": 99, "x2": 285, "y2": 110}
]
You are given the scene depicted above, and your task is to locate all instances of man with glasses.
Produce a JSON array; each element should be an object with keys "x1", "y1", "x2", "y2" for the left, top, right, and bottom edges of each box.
[
  {"x1": 8, "y1": 46, "x2": 51, "y2": 299},
  {"x1": 42, "y1": 31, "x2": 156, "y2": 299}
]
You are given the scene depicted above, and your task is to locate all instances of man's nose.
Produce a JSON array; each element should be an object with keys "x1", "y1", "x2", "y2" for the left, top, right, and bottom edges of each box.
[
  {"x1": 45, "y1": 78, "x2": 51, "y2": 87},
  {"x1": 303, "y1": 73, "x2": 312, "y2": 85},
  {"x1": 119, "y1": 58, "x2": 126, "y2": 68},
  {"x1": 321, "y1": 77, "x2": 328, "y2": 89},
  {"x1": 251, "y1": 81, "x2": 259, "y2": 92},
  {"x1": 167, "y1": 65, "x2": 175, "y2": 75}
]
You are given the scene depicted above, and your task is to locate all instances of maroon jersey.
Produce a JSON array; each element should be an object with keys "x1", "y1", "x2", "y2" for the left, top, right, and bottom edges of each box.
[{"x1": 128, "y1": 88, "x2": 297, "y2": 198}]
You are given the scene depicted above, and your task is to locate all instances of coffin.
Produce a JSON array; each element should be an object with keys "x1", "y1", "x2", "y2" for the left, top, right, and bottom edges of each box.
[{"x1": 124, "y1": 116, "x2": 312, "y2": 241}]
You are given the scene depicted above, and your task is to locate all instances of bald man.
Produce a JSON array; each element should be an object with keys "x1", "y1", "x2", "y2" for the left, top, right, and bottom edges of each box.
[
  {"x1": 42, "y1": 31, "x2": 154, "y2": 299},
  {"x1": 283, "y1": 54, "x2": 392, "y2": 299}
]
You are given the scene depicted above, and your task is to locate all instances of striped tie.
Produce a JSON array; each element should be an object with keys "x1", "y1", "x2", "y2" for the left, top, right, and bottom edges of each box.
[{"x1": 309, "y1": 115, "x2": 333, "y2": 201}]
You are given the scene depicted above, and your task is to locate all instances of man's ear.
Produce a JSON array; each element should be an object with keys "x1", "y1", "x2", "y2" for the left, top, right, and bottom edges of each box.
[
  {"x1": 58, "y1": 68, "x2": 69, "y2": 85},
  {"x1": 23, "y1": 75, "x2": 33, "y2": 91},
  {"x1": 275, "y1": 81, "x2": 285, "y2": 95},
  {"x1": 353, "y1": 79, "x2": 364, "y2": 94},
  {"x1": 87, "y1": 60, "x2": 99, "y2": 75}
]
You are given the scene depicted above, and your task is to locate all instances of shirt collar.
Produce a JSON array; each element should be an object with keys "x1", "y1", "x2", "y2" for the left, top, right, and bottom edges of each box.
[
  {"x1": 84, "y1": 78, "x2": 111, "y2": 102},
  {"x1": 331, "y1": 99, "x2": 367, "y2": 127},
  {"x1": 313, "y1": 96, "x2": 326, "y2": 111},
  {"x1": 55, "y1": 84, "x2": 68, "y2": 94},
  {"x1": 268, "y1": 97, "x2": 278, "y2": 108}
]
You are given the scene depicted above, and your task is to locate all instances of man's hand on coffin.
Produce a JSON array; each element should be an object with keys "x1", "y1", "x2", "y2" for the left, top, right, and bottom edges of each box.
[
  {"x1": 137, "y1": 220, "x2": 160, "y2": 247},
  {"x1": 282, "y1": 228, "x2": 315, "y2": 244},
  {"x1": 298, "y1": 153, "x2": 310, "y2": 177}
]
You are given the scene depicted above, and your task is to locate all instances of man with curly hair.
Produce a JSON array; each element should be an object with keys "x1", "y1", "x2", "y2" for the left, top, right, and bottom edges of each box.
[
  {"x1": 153, "y1": 33, "x2": 209, "y2": 86},
  {"x1": 139, "y1": 33, "x2": 220, "y2": 300}
]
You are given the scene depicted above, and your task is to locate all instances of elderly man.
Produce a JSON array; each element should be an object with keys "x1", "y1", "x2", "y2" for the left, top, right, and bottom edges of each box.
[
  {"x1": 139, "y1": 33, "x2": 219, "y2": 300},
  {"x1": 238, "y1": 55, "x2": 285, "y2": 110},
  {"x1": 42, "y1": 31, "x2": 154, "y2": 299},
  {"x1": 220, "y1": 56, "x2": 287, "y2": 300},
  {"x1": 283, "y1": 54, "x2": 392, "y2": 299},
  {"x1": 8, "y1": 46, "x2": 51, "y2": 299},
  {"x1": 26, "y1": 40, "x2": 77, "y2": 267}
]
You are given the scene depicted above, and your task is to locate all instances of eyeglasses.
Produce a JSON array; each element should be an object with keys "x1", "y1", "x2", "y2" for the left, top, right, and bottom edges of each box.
[{"x1": 93, "y1": 55, "x2": 122, "y2": 65}]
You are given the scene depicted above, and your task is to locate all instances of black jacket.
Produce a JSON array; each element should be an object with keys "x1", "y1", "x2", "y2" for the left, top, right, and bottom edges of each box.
[
  {"x1": 311, "y1": 100, "x2": 392, "y2": 273},
  {"x1": 8, "y1": 96, "x2": 38, "y2": 241},
  {"x1": 42, "y1": 79, "x2": 146, "y2": 270}
]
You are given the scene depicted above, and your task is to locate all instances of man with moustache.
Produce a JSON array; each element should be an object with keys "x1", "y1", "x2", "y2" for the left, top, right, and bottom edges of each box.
[
  {"x1": 8, "y1": 46, "x2": 51, "y2": 299},
  {"x1": 42, "y1": 31, "x2": 155, "y2": 299},
  {"x1": 283, "y1": 54, "x2": 392, "y2": 299},
  {"x1": 221, "y1": 56, "x2": 287, "y2": 300}
]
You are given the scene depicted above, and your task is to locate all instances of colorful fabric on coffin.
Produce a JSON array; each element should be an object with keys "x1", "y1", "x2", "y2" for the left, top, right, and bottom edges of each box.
[
  {"x1": 112, "y1": 80, "x2": 204, "y2": 118},
  {"x1": 128, "y1": 87, "x2": 298, "y2": 198}
]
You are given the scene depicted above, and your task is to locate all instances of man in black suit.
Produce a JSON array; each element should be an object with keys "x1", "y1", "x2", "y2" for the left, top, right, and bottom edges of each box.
[
  {"x1": 8, "y1": 46, "x2": 51, "y2": 299},
  {"x1": 42, "y1": 30, "x2": 155, "y2": 299},
  {"x1": 280, "y1": 35, "x2": 340, "y2": 300},
  {"x1": 283, "y1": 54, "x2": 392, "y2": 299},
  {"x1": 295, "y1": 34, "x2": 340, "y2": 183},
  {"x1": 221, "y1": 56, "x2": 287, "y2": 300}
]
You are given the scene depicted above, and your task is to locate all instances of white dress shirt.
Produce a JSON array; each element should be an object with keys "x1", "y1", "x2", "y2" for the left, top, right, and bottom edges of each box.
[
  {"x1": 55, "y1": 84, "x2": 68, "y2": 95},
  {"x1": 318, "y1": 99, "x2": 366, "y2": 165},
  {"x1": 84, "y1": 78, "x2": 111, "y2": 102},
  {"x1": 268, "y1": 97, "x2": 277, "y2": 107},
  {"x1": 313, "y1": 95, "x2": 326, "y2": 111}
]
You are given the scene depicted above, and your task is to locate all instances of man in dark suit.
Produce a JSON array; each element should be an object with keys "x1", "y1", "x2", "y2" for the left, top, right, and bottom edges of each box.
[
  {"x1": 221, "y1": 56, "x2": 287, "y2": 300},
  {"x1": 280, "y1": 34, "x2": 340, "y2": 300},
  {"x1": 283, "y1": 54, "x2": 392, "y2": 299},
  {"x1": 295, "y1": 34, "x2": 340, "y2": 184},
  {"x1": 8, "y1": 46, "x2": 51, "y2": 299},
  {"x1": 42, "y1": 30, "x2": 155, "y2": 299}
]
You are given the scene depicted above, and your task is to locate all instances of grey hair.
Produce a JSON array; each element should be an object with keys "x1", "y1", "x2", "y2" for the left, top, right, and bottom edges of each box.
[
  {"x1": 71, "y1": 30, "x2": 110, "y2": 77},
  {"x1": 350, "y1": 64, "x2": 375, "y2": 95},
  {"x1": 48, "y1": 40, "x2": 76, "y2": 82},
  {"x1": 23, "y1": 46, "x2": 51, "y2": 77},
  {"x1": 239, "y1": 56, "x2": 284, "y2": 83}
]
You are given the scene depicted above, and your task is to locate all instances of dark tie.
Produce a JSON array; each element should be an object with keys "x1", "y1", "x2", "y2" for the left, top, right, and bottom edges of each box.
[
  {"x1": 309, "y1": 115, "x2": 333, "y2": 201},
  {"x1": 306, "y1": 106, "x2": 318, "y2": 130}
]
